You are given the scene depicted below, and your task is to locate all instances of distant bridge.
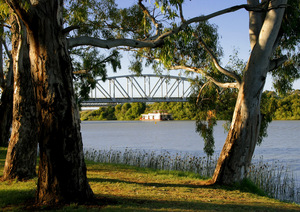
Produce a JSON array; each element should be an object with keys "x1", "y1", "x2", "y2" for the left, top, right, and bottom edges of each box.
[{"x1": 81, "y1": 74, "x2": 195, "y2": 106}]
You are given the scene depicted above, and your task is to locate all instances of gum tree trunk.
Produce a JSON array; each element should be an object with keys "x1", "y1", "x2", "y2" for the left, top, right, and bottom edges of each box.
[
  {"x1": 3, "y1": 16, "x2": 38, "y2": 180},
  {"x1": 211, "y1": 0, "x2": 287, "y2": 184},
  {"x1": 7, "y1": 0, "x2": 94, "y2": 203}
]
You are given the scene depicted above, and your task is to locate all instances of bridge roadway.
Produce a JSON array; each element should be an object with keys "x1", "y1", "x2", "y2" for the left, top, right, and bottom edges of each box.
[{"x1": 81, "y1": 74, "x2": 194, "y2": 106}]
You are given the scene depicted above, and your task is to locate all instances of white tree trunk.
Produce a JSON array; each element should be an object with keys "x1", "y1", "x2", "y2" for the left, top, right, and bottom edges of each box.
[{"x1": 211, "y1": 0, "x2": 287, "y2": 184}]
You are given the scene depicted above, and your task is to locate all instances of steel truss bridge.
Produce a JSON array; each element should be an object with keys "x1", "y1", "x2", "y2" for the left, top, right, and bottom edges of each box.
[{"x1": 81, "y1": 74, "x2": 195, "y2": 106}]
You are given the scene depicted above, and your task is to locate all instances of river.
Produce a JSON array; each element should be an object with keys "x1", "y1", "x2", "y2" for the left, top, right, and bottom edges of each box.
[{"x1": 81, "y1": 120, "x2": 300, "y2": 186}]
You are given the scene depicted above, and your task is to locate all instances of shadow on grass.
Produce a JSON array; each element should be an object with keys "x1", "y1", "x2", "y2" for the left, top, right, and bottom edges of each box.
[
  {"x1": 88, "y1": 177, "x2": 213, "y2": 189},
  {"x1": 0, "y1": 189, "x2": 298, "y2": 212},
  {"x1": 0, "y1": 189, "x2": 35, "y2": 208},
  {"x1": 0, "y1": 189, "x2": 297, "y2": 211},
  {"x1": 0, "y1": 147, "x2": 7, "y2": 160},
  {"x1": 95, "y1": 194, "x2": 298, "y2": 212}
]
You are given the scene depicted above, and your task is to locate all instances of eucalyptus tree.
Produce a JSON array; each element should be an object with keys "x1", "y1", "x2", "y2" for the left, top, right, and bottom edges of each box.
[
  {"x1": 130, "y1": 0, "x2": 299, "y2": 184},
  {"x1": 1, "y1": 1, "x2": 39, "y2": 179},
  {"x1": 1, "y1": 0, "x2": 122, "y2": 180},
  {"x1": 2, "y1": 0, "x2": 150, "y2": 203},
  {"x1": 2, "y1": 0, "x2": 298, "y2": 204}
]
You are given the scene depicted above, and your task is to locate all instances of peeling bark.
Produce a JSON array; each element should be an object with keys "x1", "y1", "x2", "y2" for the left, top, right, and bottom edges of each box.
[
  {"x1": 8, "y1": 0, "x2": 94, "y2": 203},
  {"x1": 3, "y1": 16, "x2": 38, "y2": 180}
]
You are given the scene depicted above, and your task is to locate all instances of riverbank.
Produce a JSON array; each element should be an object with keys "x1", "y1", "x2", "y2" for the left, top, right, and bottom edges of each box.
[
  {"x1": 1, "y1": 148, "x2": 300, "y2": 211},
  {"x1": 80, "y1": 91, "x2": 300, "y2": 121}
]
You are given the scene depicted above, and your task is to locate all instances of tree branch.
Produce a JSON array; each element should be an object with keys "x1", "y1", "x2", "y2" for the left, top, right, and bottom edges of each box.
[
  {"x1": 170, "y1": 65, "x2": 240, "y2": 89},
  {"x1": 154, "y1": 3, "x2": 265, "y2": 41},
  {"x1": 73, "y1": 52, "x2": 119, "y2": 75},
  {"x1": 196, "y1": 81, "x2": 211, "y2": 104},
  {"x1": 73, "y1": 70, "x2": 90, "y2": 75},
  {"x1": 62, "y1": 25, "x2": 80, "y2": 35},
  {"x1": 178, "y1": 3, "x2": 185, "y2": 23},
  {"x1": 67, "y1": 36, "x2": 164, "y2": 49},
  {"x1": 198, "y1": 36, "x2": 242, "y2": 85},
  {"x1": 124, "y1": 48, "x2": 240, "y2": 90},
  {"x1": 248, "y1": 0, "x2": 264, "y2": 50},
  {"x1": 138, "y1": 0, "x2": 161, "y2": 37},
  {"x1": 269, "y1": 55, "x2": 288, "y2": 71},
  {"x1": 0, "y1": 23, "x2": 11, "y2": 29},
  {"x1": 68, "y1": 3, "x2": 265, "y2": 49}
]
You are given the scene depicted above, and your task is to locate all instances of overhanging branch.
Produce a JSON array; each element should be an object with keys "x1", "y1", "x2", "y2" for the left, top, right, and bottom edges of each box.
[
  {"x1": 198, "y1": 36, "x2": 242, "y2": 85},
  {"x1": 67, "y1": 3, "x2": 265, "y2": 49},
  {"x1": 62, "y1": 25, "x2": 80, "y2": 35},
  {"x1": 67, "y1": 36, "x2": 164, "y2": 49},
  {"x1": 170, "y1": 65, "x2": 240, "y2": 89}
]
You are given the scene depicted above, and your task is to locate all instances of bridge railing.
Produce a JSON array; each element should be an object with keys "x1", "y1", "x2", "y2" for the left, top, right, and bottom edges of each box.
[{"x1": 82, "y1": 74, "x2": 195, "y2": 106}]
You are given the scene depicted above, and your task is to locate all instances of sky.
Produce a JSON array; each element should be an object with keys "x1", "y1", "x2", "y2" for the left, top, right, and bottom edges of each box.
[{"x1": 112, "y1": 0, "x2": 300, "y2": 91}]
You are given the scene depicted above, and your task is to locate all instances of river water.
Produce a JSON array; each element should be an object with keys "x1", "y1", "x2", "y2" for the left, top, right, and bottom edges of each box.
[{"x1": 81, "y1": 120, "x2": 300, "y2": 185}]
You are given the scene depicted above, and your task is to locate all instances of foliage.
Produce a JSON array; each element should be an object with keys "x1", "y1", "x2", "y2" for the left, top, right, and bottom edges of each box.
[
  {"x1": 190, "y1": 50, "x2": 243, "y2": 156},
  {"x1": 274, "y1": 92, "x2": 300, "y2": 120},
  {"x1": 80, "y1": 90, "x2": 300, "y2": 122},
  {"x1": 260, "y1": 90, "x2": 300, "y2": 120},
  {"x1": 270, "y1": 0, "x2": 300, "y2": 95},
  {"x1": 0, "y1": 0, "x2": 10, "y2": 22},
  {"x1": 81, "y1": 106, "x2": 117, "y2": 120},
  {"x1": 191, "y1": 83, "x2": 237, "y2": 156},
  {"x1": 73, "y1": 48, "x2": 121, "y2": 101}
]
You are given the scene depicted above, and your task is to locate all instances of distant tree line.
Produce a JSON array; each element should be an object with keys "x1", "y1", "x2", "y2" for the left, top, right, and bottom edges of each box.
[
  {"x1": 80, "y1": 90, "x2": 300, "y2": 121},
  {"x1": 80, "y1": 102, "x2": 196, "y2": 121}
]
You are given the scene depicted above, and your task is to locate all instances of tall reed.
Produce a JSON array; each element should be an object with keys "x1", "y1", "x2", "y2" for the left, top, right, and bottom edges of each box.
[
  {"x1": 84, "y1": 148, "x2": 299, "y2": 204},
  {"x1": 84, "y1": 148, "x2": 216, "y2": 178},
  {"x1": 247, "y1": 157, "x2": 300, "y2": 203}
]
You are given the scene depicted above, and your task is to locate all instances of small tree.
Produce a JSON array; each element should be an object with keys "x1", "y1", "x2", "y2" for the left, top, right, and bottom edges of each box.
[{"x1": 128, "y1": 0, "x2": 299, "y2": 184}]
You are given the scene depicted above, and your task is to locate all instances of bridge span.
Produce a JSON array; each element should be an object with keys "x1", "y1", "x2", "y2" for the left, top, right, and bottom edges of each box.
[{"x1": 81, "y1": 74, "x2": 195, "y2": 106}]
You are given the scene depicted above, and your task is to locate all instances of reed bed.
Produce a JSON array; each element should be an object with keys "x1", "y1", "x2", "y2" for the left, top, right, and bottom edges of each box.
[
  {"x1": 84, "y1": 148, "x2": 299, "y2": 204},
  {"x1": 247, "y1": 157, "x2": 300, "y2": 203},
  {"x1": 84, "y1": 148, "x2": 217, "y2": 178}
]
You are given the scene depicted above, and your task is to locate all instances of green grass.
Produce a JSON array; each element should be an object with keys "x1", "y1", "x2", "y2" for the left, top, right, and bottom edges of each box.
[
  {"x1": 1, "y1": 147, "x2": 300, "y2": 211},
  {"x1": 85, "y1": 148, "x2": 300, "y2": 203}
]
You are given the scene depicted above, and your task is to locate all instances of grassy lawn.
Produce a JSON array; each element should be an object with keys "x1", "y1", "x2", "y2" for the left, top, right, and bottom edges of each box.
[{"x1": 1, "y1": 147, "x2": 300, "y2": 211}]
